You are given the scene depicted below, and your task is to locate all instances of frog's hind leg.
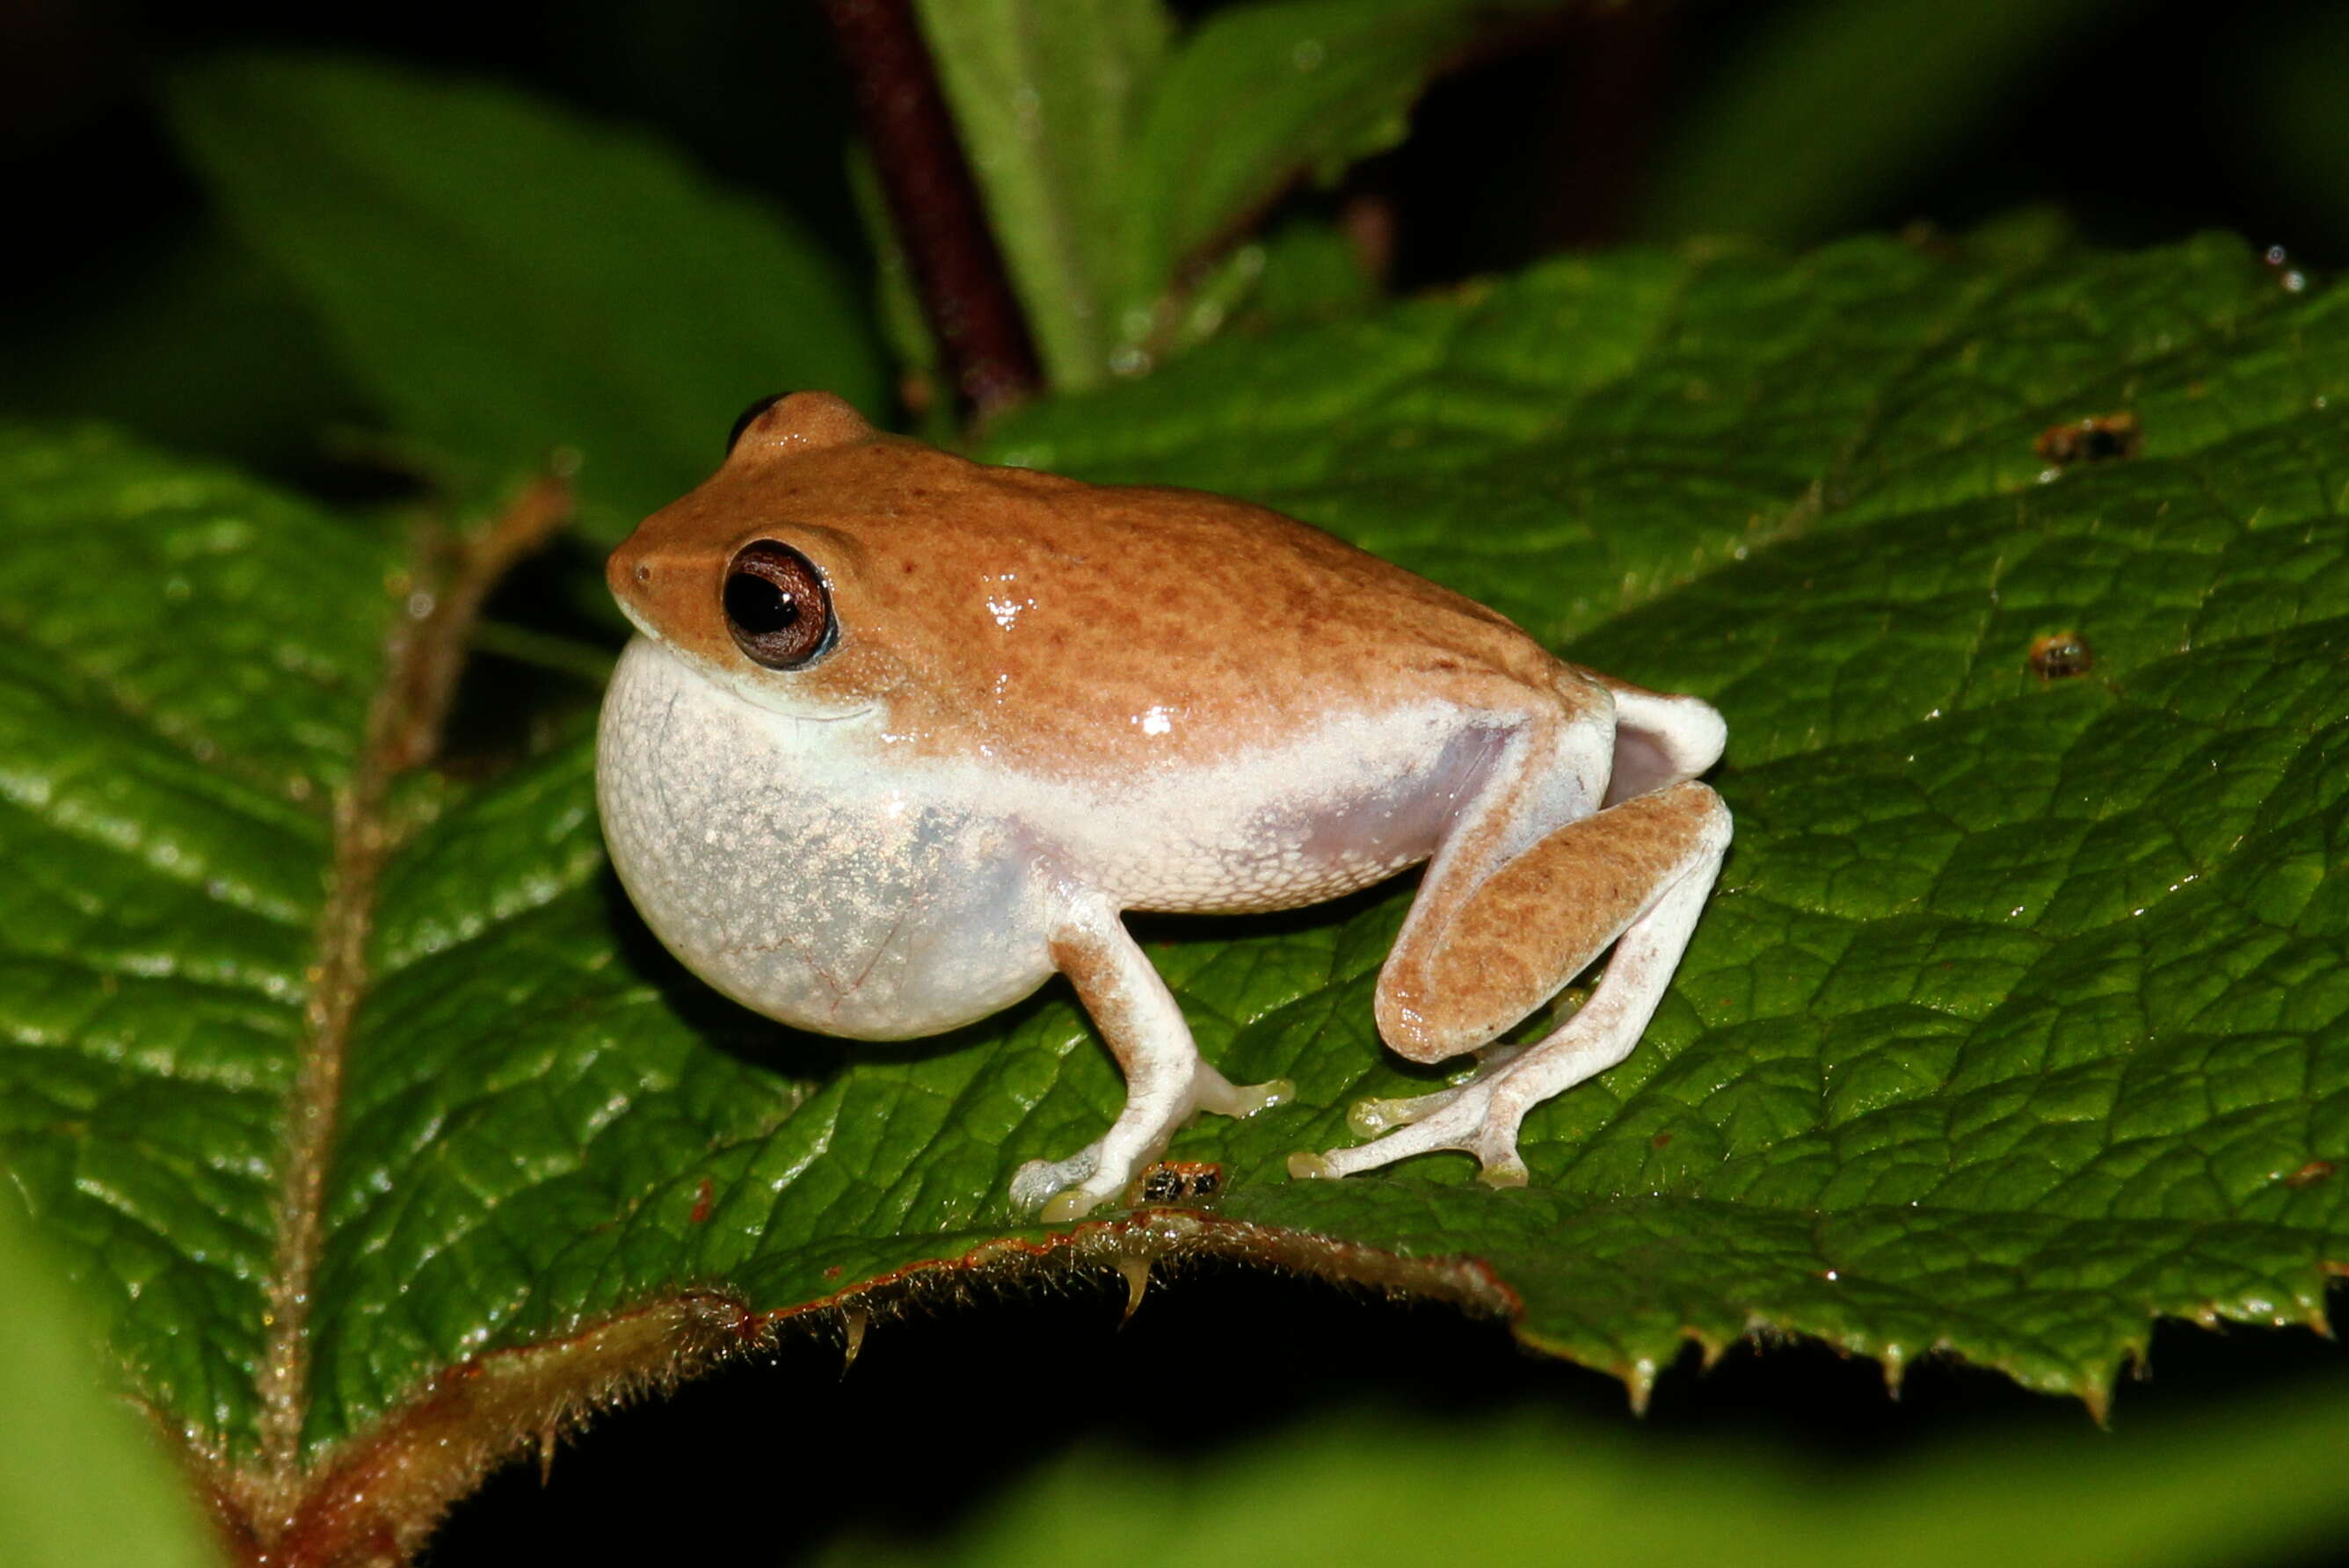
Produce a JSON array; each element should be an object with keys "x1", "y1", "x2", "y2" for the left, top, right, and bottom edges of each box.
[
  {"x1": 1294, "y1": 689, "x2": 1729, "y2": 1186},
  {"x1": 1011, "y1": 901, "x2": 1293, "y2": 1222},
  {"x1": 1298, "y1": 780, "x2": 1728, "y2": 1184}
]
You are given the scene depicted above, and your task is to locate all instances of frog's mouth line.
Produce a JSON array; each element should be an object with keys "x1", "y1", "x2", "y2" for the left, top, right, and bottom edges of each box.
[{"x1": 624, "y1": 635, "x2": 879, "y2": 729}]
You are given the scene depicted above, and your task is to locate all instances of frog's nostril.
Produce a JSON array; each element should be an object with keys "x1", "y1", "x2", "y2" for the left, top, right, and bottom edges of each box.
[{"x1": 635, "y1": 564, "x2": 651, "y2": 584}]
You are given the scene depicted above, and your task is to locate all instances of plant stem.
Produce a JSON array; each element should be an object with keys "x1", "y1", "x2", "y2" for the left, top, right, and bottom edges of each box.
[{"x1": 819, "y1": 0, "x2": 1044, "y2": 420}]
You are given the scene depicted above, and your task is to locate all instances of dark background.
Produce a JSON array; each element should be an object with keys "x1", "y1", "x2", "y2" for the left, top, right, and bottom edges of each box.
[
  {"x1": 9, "y1": 0, "x2": 2347, "y2": 484},
  {"x1": 4, "y1": 2, "x2": 2344, "y2": 1560}
]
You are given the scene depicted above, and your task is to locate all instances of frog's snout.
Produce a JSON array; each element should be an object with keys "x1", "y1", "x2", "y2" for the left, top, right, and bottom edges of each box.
[{"x1": 605, "y1": 533, "x2": 658, "y2": 616}]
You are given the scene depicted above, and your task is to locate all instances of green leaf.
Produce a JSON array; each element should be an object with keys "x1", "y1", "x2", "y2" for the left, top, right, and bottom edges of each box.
[
  {"x1": 1242, "y1": 214, "x2": 1383, "y2": 325},
  {"x1": 0, "y1": 425, "x2": 399, "y2": 1455},
  {"x1": 1632, "y1": 0, "x2": 2127, "y2": 244},
  {"x1": 919, "y1": 0, "x2": 1567, "y2": 388},
  {"x1": 815, "y1": 1380, "x2": 2349, "y2": 1568},
  {"x1": 915, "y1": 0, "x2": 1173, "y2": 389},
  {"x1": 0, "y1": 1198, "x2": 221, "y2": 1568},
  {"x1": 5, "y1": 228, "x2": 2344, "y2": 1549},
  {"x1": 1127, "y1": 0, "x2": 1554, "y2": 288},
  {"x1": 166, "y1": 54, "x2": 886, "y2": 541}
]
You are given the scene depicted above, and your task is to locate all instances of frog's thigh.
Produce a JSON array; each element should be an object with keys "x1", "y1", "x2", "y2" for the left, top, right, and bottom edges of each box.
[
  {"x1": 1376, "y1": 780, "x2": 1729, "y2": 1063},
  {"x1": 1595, "y1": 679, "x2": 1728, "y2": 804},
  {"x1": 1008, "y1": 902, "x2": 1292, "y2": 1221}
]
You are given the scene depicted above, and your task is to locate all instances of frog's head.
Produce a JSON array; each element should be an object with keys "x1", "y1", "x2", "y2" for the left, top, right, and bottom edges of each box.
[{"x1": 607, "y1": 391, "x2": 913, "y2": 719}]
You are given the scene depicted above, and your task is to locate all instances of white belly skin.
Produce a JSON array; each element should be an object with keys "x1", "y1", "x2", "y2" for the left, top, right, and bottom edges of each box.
[
  {"x1": 1060, "y1": 708, "x2": 1512, "y2": 915},
  {"x1": 598, "y1": 639, "x2": 1058, "y2": 1039},
  {"x1": 597, "y1": 638, "x2": 1519, "y2": 1041}
]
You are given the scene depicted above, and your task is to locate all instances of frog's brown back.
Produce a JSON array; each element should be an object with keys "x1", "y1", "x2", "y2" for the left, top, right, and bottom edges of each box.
[
  {"x1": 825, "y1": 439, "x2": 1571, "y2": 771},
  {"x1": 615, "y1": 393, "x2": 1579, "y2": 775}
]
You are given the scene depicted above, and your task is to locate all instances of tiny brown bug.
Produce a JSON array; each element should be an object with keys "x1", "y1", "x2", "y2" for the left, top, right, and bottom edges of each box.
[
  {"x1": 2035, "y1": 412, "x2": 2142, "y2": 467},
  {"x1": 2029, "y1": 631, "x2": 2093, "y2": 680},
  {"x1": 1127, "y1": 1160, "x2": 1224, "y2": 1207}
]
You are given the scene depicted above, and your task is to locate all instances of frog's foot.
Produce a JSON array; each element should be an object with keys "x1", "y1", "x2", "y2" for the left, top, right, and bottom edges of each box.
[
  {"x1": 1342, "y1": 1044, "x2": 1528, "y2": 1138},
  {"x1": 1011, "y1": 1149, "x2": 1104, "y2": 1220},
  {"x1": 1015, "y1": 1063, "x2": 1293, "y2": 1223},
  {"x1": 1289, "y1": 1060, "x2": 1535, "y2": 1187}
]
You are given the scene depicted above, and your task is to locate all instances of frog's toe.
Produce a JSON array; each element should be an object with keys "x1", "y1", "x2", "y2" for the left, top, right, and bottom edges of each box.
[
  {"x1": 1477, "y1": 1153, "x2": 1531, "y2": 1188},
  {"x1": 1012, "y1": 1150, "x2": 1100, "y2": 1215},
  {"x1": 1345, "y1": 1084, "x2": 1464, "y2": 1137},
  {"x1": 1041, "y1": 1186, "x2": 1105, "y2": 1223},
  {"x1": 1197, "y1": 1073, "x2": 1295, "y2": 1120},
  {"x1": 1346, "y1": 1040, "x2": 1525, "y2": 1136},
  {"x1": 1297, "y1": 1079, "x2": 1532, "y2": 1185},
  {"x1": 1015, "y1": 1146, "x2": 1142, "y2": 1221}
]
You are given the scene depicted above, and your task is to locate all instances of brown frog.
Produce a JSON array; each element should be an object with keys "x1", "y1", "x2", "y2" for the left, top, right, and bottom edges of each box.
[{"x1": 596, "y1": 393, "x2": 1730, "y2": 1219}]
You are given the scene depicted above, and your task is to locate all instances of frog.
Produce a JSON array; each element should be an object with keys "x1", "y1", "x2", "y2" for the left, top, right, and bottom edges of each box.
[{"x1": 596, "y1": 391, "x2": 1731, "y2": 1222}]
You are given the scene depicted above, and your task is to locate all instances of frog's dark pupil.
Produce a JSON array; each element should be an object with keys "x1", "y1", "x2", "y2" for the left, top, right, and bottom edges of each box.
[{"x1": 725, "y1": 570, "x2": 799, "y2": 634}]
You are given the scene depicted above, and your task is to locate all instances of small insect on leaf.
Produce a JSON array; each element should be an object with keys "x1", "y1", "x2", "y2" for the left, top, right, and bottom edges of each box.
[
  {"x1": 2029, "y1": 631, "x2": 2094, "y2": 680},
  {"x1": 2284, "y1": 1160, "x2": 2337, "y2": 1189},
  {"x1": 1126, "y1": 1161, "x2": 1225, "y2": 1208},
  {"x1": 2035, "y1": 411, "x2": 2143, "y2": 467}
]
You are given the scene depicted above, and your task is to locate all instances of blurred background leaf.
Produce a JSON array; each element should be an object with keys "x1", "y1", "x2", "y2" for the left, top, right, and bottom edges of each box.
[
  {"x1": 913, "y1": 0, "x2": 1172, "y2": 389},
  {"x1": 0, "y1": 225, "x2": 367, "y2": 483},
  {"x1": 0, "y1": 1198, "x2": 221, "y2": 1568},
  {"x1": 921, "y1": 0, "x2": 1591, "y2": 388},
  {"x1": 165, "y1": 53, "x2": 886, "y2": 542},
  {"x1": 1127, "y1": 0, "x2": 1561, "y2": 280},
  {"x1": 1628, "y1": 0, "x2": 2128, "y2": 246},
  {"x1": 2240, "y1": 6, "x2": 2349, "y2": 266},
  {"x1": 814, "y1": 1376, "x2": 2349, "y2": 1568}
]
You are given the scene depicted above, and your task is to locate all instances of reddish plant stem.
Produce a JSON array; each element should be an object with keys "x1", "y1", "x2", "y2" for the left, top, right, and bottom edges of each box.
[{"x1": 819, "y1": 0, "x2": 1044, "y2": 419}]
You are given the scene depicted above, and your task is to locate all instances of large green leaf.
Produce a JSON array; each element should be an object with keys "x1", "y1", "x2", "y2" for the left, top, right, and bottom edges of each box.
[
  {"x1": 0, "y1": 426, "x2": 399, "y2": 1455},
  {"x1": 167, "y1": 54, "x2": 886, "y2": 542},
  {"x1": 989, "y1": 228, "x2": 2349, "y2": 1394},
  {"x1": 3, "y1": 227, "x2": 2342, "y2": 1551}
]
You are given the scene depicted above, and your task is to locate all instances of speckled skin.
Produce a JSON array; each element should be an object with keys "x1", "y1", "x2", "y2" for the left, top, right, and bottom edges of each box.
[{"x1": 597, "y1": 393, "x2": 1732, "y2": 1218}]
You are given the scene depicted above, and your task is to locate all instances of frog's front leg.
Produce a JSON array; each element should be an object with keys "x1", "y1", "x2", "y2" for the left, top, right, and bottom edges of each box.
[
  {"x1": 1294, "y1": 696, "x2": 1729, "y2": 1185},
  {"x1": 1012, "y1": 901, "x2": 1293, "y2": 1221}
]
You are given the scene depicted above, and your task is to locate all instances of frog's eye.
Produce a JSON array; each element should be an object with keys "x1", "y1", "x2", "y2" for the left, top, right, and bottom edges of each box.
[
  {"x1": 723, "y1": 541, "x2": 835, "y2": 670},
  {"x1": 726, "y1": 392, "x2": 796, "y2": 455}
]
